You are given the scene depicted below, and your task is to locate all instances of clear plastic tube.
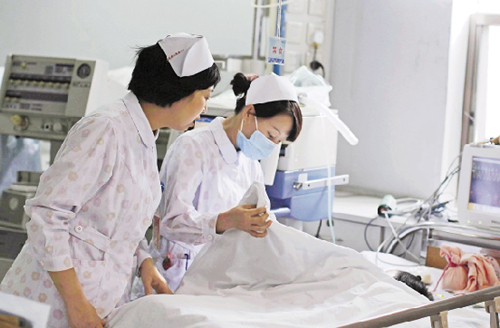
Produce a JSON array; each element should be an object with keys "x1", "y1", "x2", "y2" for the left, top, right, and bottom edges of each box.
[
  {"x1": 319, "y1": 107, "x2": 335, "y2": 244},
  {"x1": 299, "y1": 95, "x2": 359, "y2": 146}
]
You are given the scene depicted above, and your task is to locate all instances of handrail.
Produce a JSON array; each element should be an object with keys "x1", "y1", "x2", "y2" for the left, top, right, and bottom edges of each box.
[
  {"x1": 386, "y1": 222, "x2": 500, "y2": 254},
  {"x1": 338, "y1": 285, "x2": 500, "y2": 328}
]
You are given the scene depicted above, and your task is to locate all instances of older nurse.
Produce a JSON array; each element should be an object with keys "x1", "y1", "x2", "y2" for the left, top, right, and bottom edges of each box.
[
  {"x1": 0, "y1": 33, "x2": 220, "y2": 328},
  {"x1": 153, "y1": 73, "x2": 302, "y2": 291}
]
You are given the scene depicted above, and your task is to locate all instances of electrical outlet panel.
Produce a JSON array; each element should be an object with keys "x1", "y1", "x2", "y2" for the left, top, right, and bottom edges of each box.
[
  {"x1": 307, "y1": 23, "x2": 325, "y2": 45},
  {"x1": 309, "y1": 0, "x2": 326, "y2": 16},
  {"x1": 287, "y1": 0, "x2": 307, "y2": 14}
]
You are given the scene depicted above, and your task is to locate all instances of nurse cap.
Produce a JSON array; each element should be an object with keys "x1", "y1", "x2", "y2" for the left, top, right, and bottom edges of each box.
[
  {"x1": 158, "y1": 33, "x2": 214, "y2": 77},
  {"x1": 245, "y1": 73, "x2": 298, "y2": 106}
]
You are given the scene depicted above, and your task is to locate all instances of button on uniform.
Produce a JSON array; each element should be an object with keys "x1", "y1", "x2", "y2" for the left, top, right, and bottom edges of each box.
[{"x1": 75, "y1": 225, "x2": 83, "y2": 233}]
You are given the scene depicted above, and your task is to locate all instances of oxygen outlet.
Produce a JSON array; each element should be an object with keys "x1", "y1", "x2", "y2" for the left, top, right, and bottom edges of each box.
[{"x1": 10, "y1": 115, "x2": 29, "y2": 130}]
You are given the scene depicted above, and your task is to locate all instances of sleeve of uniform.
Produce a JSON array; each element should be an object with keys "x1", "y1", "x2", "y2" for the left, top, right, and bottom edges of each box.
[
  {"x1": 24, "y1": 117, "x2": 118, "y2": 272},
  {"x1": 158, "y1": 136, "x2": 218, "y2": 245}
]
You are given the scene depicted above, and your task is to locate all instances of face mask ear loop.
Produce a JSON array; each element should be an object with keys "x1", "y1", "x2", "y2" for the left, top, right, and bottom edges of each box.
[
  {"x1": 240, "y1": 118, "x2": 245, "y2": 131},
  {"x1": 254, "y1": 115, "x2": 259, "y2": 131}
]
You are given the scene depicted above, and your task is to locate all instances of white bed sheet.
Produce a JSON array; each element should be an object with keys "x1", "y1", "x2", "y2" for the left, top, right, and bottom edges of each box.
[
  {"x1": 107, "y1": 226, "x2": 489, "y2": 327},
  {"x1": 106, "y1": 184, "x2": 491, "y2": 327}
]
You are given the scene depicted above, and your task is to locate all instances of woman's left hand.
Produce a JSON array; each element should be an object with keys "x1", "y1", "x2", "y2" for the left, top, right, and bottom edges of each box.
[{"x1": 140, "y1": 258, "x2": 173, "y2": 295}]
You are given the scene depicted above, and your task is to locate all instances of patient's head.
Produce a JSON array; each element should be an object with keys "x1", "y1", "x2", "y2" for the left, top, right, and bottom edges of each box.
[{"x1": 394, "y1": 271, "x2": 434, "y2": 301}]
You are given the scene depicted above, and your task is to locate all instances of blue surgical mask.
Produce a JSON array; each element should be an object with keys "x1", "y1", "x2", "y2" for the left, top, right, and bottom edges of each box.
[{"x1": 237, "y1": 116, "x2": 277, "y2": 160}]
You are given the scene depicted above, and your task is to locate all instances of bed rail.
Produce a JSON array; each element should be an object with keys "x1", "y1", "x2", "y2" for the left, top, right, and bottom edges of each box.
[
  {"x1": 386, "y1": 222, "x2": 500, "y2": 255},
  {"x1": 339, "y1": 285, "x2": 500, "y2": 328}
]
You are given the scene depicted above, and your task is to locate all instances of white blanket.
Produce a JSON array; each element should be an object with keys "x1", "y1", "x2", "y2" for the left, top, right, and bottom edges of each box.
[{"x1": 106, "y1": 183, "x2": 483, "y2": 327}]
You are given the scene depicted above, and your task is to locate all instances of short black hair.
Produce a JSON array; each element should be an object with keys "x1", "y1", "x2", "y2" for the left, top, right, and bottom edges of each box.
[
  {"x1": 128, "y1": 43, "x2": 220, "y2": 107},
  {"x1": 394, "y1": 271, "x2": 434, "y2": 301},
  {"x1": 231, "y1": 73, "x2": 302, "y2": 142}
]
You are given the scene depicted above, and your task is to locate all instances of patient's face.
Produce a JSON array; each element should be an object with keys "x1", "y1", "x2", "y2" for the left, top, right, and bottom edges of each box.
[{"x1": 254, "y1": 114, "x2": 293, "y2": 144}]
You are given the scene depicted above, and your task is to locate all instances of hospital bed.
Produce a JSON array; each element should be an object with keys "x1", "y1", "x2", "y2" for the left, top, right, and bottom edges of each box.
[
  {"x1": 108, "y1": 232, "x2": 499, "y2": 328},
  {"x1": 107, "y1": 183, "x2": 499, "y2": 328},
  {"x1": 357, "y1": 252, "x2": 500, "y2": 328}
]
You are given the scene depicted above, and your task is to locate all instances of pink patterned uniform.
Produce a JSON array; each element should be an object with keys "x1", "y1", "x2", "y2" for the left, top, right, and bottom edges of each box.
[
  {"x1": 0, "y1": 92, "x2": 161, "y2": 327},
  {"x1": 154, "y1": 117, "x2": 264, "y2": 291}
]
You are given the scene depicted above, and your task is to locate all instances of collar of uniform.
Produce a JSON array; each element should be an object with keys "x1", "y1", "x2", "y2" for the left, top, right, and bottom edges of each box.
[
  {"x1": 123, "y1": 92, "x2": 156, "y2": 149},
  {"x1": 209, "y1": 117, "x2": 238, "y2": 164}
]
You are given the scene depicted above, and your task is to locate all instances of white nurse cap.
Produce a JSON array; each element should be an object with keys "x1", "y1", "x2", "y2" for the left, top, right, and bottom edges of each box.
[
  {"x1": 245, "y1": 73, "x2": 298, "y2": 106},
  {"x1": 158, "y1": 33, "x2": 214, "y2": 77}
]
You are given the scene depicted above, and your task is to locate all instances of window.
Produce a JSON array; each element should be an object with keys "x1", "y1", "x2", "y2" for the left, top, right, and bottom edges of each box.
[{"x1": 462, "y1": 14, "x2": 500, "y2": 147}]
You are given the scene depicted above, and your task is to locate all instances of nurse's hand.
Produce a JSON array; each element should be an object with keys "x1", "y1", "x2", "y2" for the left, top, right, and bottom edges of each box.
[
  {"x1": 48, "y1": 269, "x2": 105, "y2": 328},
  {"x1": 140, "y1": 258, "x2": 173, "y2": 295},
  {"x1": 66, "y1": 298, "x2": 106, "y2": 328},
  {"x1": 217, "y1": 204, "x2": 272, "y2": 237}
]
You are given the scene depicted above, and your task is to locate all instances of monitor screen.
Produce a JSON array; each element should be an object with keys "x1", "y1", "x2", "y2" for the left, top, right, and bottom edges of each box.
[
  {"x1": 458, "y1": 144, "x2": 500, "y2": 231},
  {"x1": 468, "y1": 156, "x2": 500, "y2": 215}
]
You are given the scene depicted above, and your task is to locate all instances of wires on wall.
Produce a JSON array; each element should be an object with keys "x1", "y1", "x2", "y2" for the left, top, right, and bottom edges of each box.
[{"x1": 372, "y1": 153, "x2": 463, "y2": 266}]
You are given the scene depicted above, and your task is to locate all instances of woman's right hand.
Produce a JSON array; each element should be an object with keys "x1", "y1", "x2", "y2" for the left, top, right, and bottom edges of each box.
[
  {"x1": 216, "y1": 204, "x2": 272, "y2": 237},
  {"x1": 65, "y1": 296, "x2": 106, "y2": 328},
  {"x1": 48, "y1": 269, "x2": 106, "y2": 328}
]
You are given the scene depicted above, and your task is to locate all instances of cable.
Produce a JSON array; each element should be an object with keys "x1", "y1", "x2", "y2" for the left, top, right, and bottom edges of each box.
[
  {"x1": 277, "y1": 0, "x2": 282, "y2": 38},
  {"x1": 310, "y1": 61, "x2": 325, "y2": 77},
  {"x1": 309, "y1": 43, "x2": 325, "y2": 77},
  {"x1": 383, "y1": 212, "x2": 420, "y2": 262},
  {"x1": 416, "y1": 165, "x2": 460, "y2": 222},
  {"x1": 365, "y1": 214, "x2": 417, "y2": 256},
  {"x1": 364, "y1": 216, "x2": 379, "y2": 251},
  {"x1": 393, "y1": 233, "x2": 416, "y2": 257},
  {"x1": 374, "y1": 153, "x2": 463, "y2": 265},
  {"x1": 315, "y1": 220, "x2": 322, "y2": 238},
  {"x1": 375, "y1": 226, "x2": 419, "y2": 268}
]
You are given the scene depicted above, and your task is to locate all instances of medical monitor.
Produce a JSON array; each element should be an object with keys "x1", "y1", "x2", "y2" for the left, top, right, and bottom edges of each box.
[
  {"x1": 457, "y1": 144, "x2": 500, "y2": 231},
  {"x1": 0, "y1": 54, "x2": 111, "y2": 141}
]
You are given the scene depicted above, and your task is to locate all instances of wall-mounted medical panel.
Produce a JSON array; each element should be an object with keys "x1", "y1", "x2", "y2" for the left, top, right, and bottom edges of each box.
[{"x1": 0, "y1": 54, "x2": 109, "y2": 141}]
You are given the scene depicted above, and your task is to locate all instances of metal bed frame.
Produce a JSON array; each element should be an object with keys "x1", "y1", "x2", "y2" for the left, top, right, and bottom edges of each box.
[
  {"x1": 386, "y1": 222, "x2": 500, "y2": 259},
  {"x1": 355, "y1": 221, "x2": 500, "y2": 327},
  {"x1": 339, "y1": 285, "x2": 500, "y2": 328}
]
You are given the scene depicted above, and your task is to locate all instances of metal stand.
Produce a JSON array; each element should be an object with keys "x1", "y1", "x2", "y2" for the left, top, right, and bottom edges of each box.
[
  {"x1": 430, "y1": 312, "x2": 448, "y2": 328},
  {"x1": 485, "y1": 297, "x2": 500, "y2": 328}
]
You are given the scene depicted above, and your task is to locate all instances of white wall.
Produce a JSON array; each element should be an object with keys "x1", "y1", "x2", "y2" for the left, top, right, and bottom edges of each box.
[
  {"x1": 0, "y1": 1, "x2": 254, "y2": 69},
  {"x1": 330, "y1": 0, "x2": 454, "y2": 199}
]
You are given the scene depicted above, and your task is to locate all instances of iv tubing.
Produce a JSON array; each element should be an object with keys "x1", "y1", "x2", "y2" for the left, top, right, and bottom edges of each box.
[{"x1": 319, "y1": 107, "x2": 336, "y2": 244}]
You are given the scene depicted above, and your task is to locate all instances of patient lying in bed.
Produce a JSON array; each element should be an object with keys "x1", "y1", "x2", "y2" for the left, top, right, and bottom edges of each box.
[{"x1": 106, "y1": 183, "x2": 486, "y2": 328}]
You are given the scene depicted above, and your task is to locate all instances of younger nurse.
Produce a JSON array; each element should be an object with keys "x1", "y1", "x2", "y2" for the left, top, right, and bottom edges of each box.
[
  {"x1": 153, "y1": 72, "x2": 302, "y2": 291},
  {"x1": 0, "y1": 33, "x2": 220, "y2": 328}
]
